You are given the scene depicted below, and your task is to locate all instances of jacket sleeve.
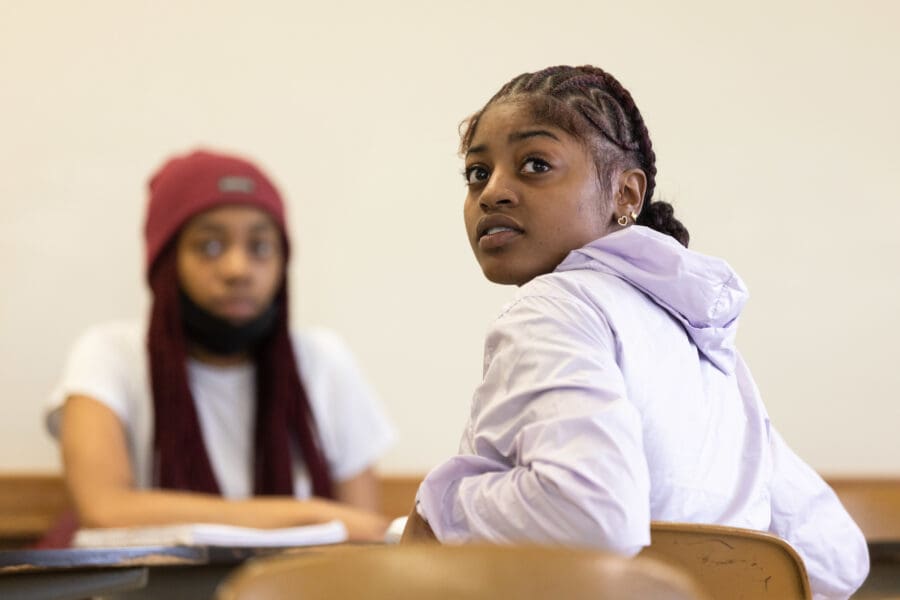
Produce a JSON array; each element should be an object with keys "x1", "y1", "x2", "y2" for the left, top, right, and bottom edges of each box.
[
  {"x1": 767, "y1": 426, "x2": 869, "y2": 599},
  {"x1": 415, "y1": 294, "x2": 651, "y2": 555}
]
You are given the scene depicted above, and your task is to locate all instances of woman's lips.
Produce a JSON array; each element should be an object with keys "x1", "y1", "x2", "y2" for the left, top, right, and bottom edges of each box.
[
  {"x1": 214, "y1": 298, "x2": 260, "y2": 320},
  {"x1": 478, "y1": 226, "x2": 522, "y2": 250}
]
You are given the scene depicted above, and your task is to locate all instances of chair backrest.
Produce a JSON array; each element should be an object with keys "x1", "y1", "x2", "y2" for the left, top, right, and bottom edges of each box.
[
  {"x1": 216, "y1": 544, "x2": 709, "y2": 600},
  {"x1": 640, "y1": 522, "x2": 811, "y2": 600}
]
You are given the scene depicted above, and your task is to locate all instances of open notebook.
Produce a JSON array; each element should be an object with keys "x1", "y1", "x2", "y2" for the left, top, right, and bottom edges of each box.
[{"x1": 72, "y1": 519, "x2": 348, "y2": 548}]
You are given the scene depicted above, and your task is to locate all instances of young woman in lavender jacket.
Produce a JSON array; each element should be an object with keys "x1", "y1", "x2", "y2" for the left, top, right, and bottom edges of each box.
[{"x1": 406, "y1": 65, "x2": 868, "y2": 600}]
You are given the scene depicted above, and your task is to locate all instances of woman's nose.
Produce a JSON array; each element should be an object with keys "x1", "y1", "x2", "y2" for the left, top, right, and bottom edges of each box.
[
  {"x1": 219, "y1": 246, "x2": 251, "y2": 280},
  {"x1": 478, "y1": 170, "x2": 519, "y2": 211}
]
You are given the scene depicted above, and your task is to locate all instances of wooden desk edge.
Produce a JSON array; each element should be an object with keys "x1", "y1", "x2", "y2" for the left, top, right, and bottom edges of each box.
[{"x1": 2, "y1": 472, "x2": 900, "y2": 545}]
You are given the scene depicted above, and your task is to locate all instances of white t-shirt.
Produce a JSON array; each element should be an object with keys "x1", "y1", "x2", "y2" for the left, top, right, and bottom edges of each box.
[{"x1": 48, "y1": 320, "x2": 395, "y2": 499}]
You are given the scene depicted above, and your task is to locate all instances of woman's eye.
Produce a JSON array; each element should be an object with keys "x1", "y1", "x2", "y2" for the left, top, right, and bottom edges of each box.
[
  {"x1": 521, "y1": 158, "x2": 550, "y2": 174},
  {"x1": 464, "y1": 165, "x2": 489, "y2": 185},
  {"x1": 197, "y1": 239, "x2": 224, "y2": 258},
  {"x1": 249, "y1": 238, "x2": 275, "y2": 259}
]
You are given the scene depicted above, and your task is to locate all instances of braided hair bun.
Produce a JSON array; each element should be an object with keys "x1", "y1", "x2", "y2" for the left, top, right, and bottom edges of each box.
[{"x1": 637, "y1": 200, "x2": 689, "y2": 247}]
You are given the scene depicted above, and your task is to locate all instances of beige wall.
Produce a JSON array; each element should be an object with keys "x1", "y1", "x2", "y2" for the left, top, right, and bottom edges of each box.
[{"x1": 1, "y1": 0, "x2": 898, "y2": 475}]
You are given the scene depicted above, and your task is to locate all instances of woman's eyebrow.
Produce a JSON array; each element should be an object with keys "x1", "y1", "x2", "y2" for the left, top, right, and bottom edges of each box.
[
  {"x1": 466, "y1": 129, "x2": 560, "y2": 158},
  {"x1": 509, "y1": 129, "x2": 560, "y2": 143},
  {"x1": 249, "y1": 221, "x2": 278, "y2": 234},
  {"x1": 186, "y1": 220, "x2": 276, "y2": 234},
  {"x1": 466, "y1": 144, "x2": 487, "y2": 157}
]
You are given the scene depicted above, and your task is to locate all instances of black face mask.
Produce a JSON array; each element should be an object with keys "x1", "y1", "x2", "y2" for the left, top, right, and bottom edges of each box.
[{"x1": 179, "y1": 290, "x2": 278, "y2": 356}]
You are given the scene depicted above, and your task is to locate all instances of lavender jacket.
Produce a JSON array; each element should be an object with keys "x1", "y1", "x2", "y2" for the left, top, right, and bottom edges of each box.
[{"x1": 417, "y1": 226, "x2": 868, "y2": 600}]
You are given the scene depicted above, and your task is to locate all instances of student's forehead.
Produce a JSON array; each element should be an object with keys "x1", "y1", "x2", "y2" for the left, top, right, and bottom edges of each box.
[
  {"x1": 184, "y1": 205, "x2": 278, "y2": 231},
  {"x1": 471, "y1": 103, "x2": 568, "y2": 147}
]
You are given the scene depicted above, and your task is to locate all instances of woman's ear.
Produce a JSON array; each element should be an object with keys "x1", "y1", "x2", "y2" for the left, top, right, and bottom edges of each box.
[{"x1": 616, "y1": 168, "x2": 647, "y2": 217}]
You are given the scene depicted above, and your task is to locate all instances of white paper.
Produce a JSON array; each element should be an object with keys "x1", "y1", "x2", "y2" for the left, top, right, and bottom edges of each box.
[{"x1": 72, "y1": 519, "x2": 348, "y2": 548}]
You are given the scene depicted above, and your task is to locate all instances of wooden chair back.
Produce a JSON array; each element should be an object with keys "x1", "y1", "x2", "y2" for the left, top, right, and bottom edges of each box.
[
  {"x1": 216, "y1": 544, "x2": 709, "y2": 600},
  {"x1": 640, "y1": 521, "x2": 811, "y2": 599}
]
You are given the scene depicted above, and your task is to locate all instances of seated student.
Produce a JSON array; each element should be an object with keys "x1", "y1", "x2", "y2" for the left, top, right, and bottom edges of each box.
[
  {"x1": 47, "y1": 149, "x2": 394, "y2": 542},
  {"x1": 408, "y1": 66, "x2": 869, "y2": 598}
]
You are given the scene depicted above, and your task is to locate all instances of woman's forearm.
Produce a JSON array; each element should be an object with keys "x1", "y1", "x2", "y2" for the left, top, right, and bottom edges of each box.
[
  {"x1": 76, "y1": 487, "x2": 388, "y2": 541},
  {"x1": 62, "y1": 395, "x2": 389, "y2": 541}
]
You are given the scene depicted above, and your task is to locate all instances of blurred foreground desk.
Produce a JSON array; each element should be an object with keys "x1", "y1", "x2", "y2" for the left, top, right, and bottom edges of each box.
[{"x1": 0, "y1": 544, "x2": 343, "y2": 600}]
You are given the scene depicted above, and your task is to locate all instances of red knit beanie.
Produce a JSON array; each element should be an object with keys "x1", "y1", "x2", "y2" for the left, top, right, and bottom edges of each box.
[{"x1": 144, "y1": 149, "x2": 287, "y2": 275}]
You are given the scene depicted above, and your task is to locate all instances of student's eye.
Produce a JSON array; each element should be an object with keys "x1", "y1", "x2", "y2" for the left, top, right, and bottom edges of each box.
[
  {"x1": 249, "y1": 238, "x2": 276, "y2": 259},
  {"x1": 521, "y1": 158, "x2": 551, "y2": 174},
  {"x1": 464, "y1": 165, "x2": 490, "y2": 185},
  {"x1": 196, "y1": 239, "x2": 224, "y2": 258}
]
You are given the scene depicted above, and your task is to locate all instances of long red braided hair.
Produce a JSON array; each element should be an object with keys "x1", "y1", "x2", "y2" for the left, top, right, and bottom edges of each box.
[{"x1": 144, "y1": 149, "x2": 333, "y2": 498}]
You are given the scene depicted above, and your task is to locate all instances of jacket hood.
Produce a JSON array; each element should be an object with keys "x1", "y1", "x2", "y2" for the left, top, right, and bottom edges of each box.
[{"x1": 556, "y1": 226, "x2": 748, "y2": 373}]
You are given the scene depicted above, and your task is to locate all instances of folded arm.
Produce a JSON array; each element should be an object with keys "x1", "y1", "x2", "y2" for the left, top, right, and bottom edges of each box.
[
  {"x1": 416, "y1": 294, "x2": 651, "y2": 553},
  {"x1": 61, "y1": 395, "x2": 388, "y2": 540}
]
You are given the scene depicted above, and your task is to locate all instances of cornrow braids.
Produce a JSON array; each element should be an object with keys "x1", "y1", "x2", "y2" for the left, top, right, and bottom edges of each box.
[{"x1": 462, "y1": 65, "x2": 689, "y2": 247}]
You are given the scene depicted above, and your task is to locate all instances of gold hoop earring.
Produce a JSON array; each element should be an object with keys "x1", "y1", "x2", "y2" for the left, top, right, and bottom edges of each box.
[
  {"x1": 618, "y1": 214, "x2": 629, "y2": 227},
  {"x1": 631, "y1": 211, "x2": 638, "y2": 222}
]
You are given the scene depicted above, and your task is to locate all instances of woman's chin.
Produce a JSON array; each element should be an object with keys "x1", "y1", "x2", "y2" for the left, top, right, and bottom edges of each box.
[{"x1": 481, "y1": 266, "x2": 532, "y2": 287}]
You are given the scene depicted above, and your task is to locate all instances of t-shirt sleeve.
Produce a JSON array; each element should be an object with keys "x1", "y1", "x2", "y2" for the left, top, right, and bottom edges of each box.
[
  {"x1": 46, "y1": 323, "x2": 134, "y2": 438},
  {"x1": 295, "y1": 329, "x2": 395, "y2": 482}
]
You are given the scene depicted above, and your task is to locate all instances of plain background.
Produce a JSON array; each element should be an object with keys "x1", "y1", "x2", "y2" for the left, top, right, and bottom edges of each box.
[{"x1": 1, "y1": 0, "x2": 898, "y2": 477}]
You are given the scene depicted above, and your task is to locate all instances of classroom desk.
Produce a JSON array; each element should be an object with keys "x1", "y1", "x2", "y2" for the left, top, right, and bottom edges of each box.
[{"x1": 0, "y1": 544, "x2": 349, "y2": 600}]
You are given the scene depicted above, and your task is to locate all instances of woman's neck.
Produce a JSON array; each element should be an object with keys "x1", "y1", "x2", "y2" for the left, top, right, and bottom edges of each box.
[{"x1": 187, "y1": 343, "x2": 252, "y2": 367}]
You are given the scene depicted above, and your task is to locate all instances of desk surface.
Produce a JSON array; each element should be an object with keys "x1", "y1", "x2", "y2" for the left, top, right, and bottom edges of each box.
[
  {"x1": 0, "y1": 544, "x2": 356, "y2": 600},
  {"x1": 0, "y1": 545, "x2": 206, "y2": 574},
  {"x1": 0, "y1": 543, "x2": 349, "y2": 574}
]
